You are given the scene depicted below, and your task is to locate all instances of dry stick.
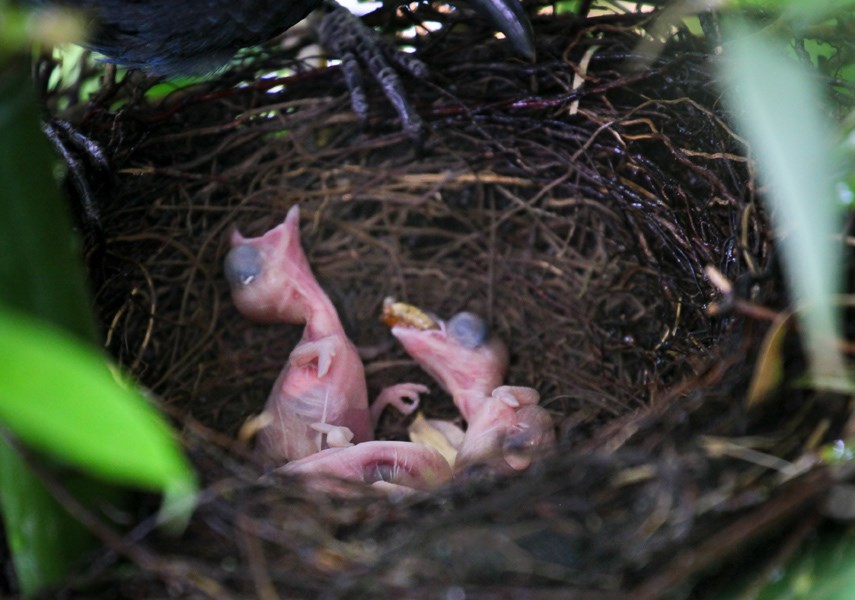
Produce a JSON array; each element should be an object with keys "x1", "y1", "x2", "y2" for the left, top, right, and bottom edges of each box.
[
  {"x1": 236, "y1": 513, "x2": 279, "y2": 600},
  {"x1": 631, "y1": 468, "x2": 831, "y2": 600}
]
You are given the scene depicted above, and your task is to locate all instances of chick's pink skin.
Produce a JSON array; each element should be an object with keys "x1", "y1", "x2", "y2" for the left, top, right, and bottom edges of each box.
[
  {"x1": 257, "y1": 338, "x2": 371, "y2": 462},
  {"x1": 280, "y1": 441, "x2": 452, "y2": 493},
  {"x1": 228, "y1": 206, "x2": 424, "y2": 462},
  {"x1": 392, "y1": 315, "x2": 554, "y2": 473},
  {"x1": 455, "y1": 386, "x2": 555, "y2": 474},
  {"x1": 228, "y1": 206, "x2": 325, "y2": 326},
  {"x1": 228, "y1": 207, "x2": 370, "y2": 460},
  {"x1": 390, "y1": 318, "x2": 508, "y2": 421}
]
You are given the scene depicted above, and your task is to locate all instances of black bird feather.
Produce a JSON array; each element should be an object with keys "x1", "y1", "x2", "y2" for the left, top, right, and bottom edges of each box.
[
  {"x1": 22, "y1": 0, "x2": 533, "y2": 76},
  {"x1": 23, "y1": 0, "x2": 323, "y2": 75}
]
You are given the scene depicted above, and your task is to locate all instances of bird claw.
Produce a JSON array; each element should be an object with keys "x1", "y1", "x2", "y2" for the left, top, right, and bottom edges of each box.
[
  {"x1": 317, "y1": 2, "x2": 427, "y2": 137},
  {"x1": 40, "y1": 119, "x2": 111, "y2": 240}
]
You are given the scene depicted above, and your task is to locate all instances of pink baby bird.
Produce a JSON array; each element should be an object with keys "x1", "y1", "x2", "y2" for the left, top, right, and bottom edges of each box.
[
  {"x1": 455, "y1": 385, "x2": 556, "y2": 473},
  {"x1": 226, "y1": 206, "x2": 424, "y2": 462},
  {"x1": 389, "y1": 309, "x2": 509, "y2": 421},
  {"x1": 389, "y1": 307, "x2": 555, "y2": 474},
  {"x1": 280, "y1": 441, "x2": 452, "y2": 495}
]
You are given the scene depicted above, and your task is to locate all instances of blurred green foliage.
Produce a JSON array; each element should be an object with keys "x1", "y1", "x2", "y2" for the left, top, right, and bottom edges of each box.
[
  {"x1": 715, "y1": 1, "x2": 855, "y2": 597},
  {"x1": 733, "y1": 526, "x2": 855, "y2": 599},
  {"x1": 0, "y1": 8, "x2": 196, "y2": 597},
  {"x1": 0, "y1": 307, "x2": 197, "y2": 497},
  {"x1": 721, "y1": 25, "x2": 846, "y2": 386},
  {"x1": 0, "y1": 1, "x2": 86, "y2": 58}
]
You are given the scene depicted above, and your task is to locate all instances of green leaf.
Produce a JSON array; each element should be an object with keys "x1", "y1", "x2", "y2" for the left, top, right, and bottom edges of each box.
[
  {"x1": 727, "y1": 525, "x2": 855, "y2": 599},
  {"x1": 0, "y1": 55, "x2": 195, "y2": 595},
  {"x1": 720, "y1": 24, "x2": 847, "y2": 384},
  {"x1": 0, "y1": 444, "x2": 96, "y2": 595},
  {"x1": 0, "y1": 307, "x2": 196, "y2": 498},
  {"x1": 0, "y1": 61, "x2": 95, "y2": 341},
  {"x1": 0, "y1": 53, "x2": 102, "y2": 597}
]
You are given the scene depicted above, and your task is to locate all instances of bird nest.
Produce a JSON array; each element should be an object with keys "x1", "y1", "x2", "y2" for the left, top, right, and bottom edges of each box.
[{"x1": 36, "y1": 5, "x2": 851, "y2": 598}]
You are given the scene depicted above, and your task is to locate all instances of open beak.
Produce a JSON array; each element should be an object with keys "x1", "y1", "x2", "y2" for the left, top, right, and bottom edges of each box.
[{"x1": 465, "y1": 0, "x2": 535, "y2": 60}]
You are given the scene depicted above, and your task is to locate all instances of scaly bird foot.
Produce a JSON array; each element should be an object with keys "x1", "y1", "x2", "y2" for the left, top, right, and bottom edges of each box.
[{"x1": 317, "y1": 2, "x2": 428, "y2": 137}]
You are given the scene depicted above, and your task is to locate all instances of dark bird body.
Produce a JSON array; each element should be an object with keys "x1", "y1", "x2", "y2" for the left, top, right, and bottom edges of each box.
[
  {"x1": 23, "y1": 0, "x2": 533, "y2": 76},
  {"x1": 24, "y1": 0, "x2": 323, "y2": 75}
]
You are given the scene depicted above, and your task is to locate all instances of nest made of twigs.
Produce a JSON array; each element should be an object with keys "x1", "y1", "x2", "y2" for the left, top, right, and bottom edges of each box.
[{"x1": 28, "y1": 4, "x2": 854, "y2": 598}]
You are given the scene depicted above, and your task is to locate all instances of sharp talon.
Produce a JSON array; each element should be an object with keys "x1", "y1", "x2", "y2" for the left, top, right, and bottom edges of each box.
[{"x1": 464, "y1": 0, "x2": 535, "y2": 59}]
